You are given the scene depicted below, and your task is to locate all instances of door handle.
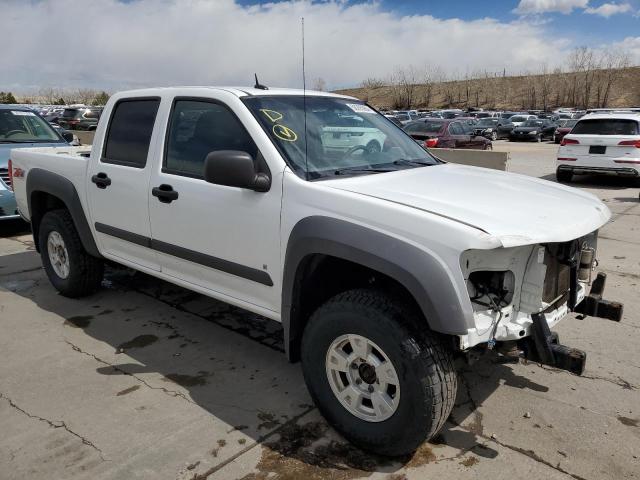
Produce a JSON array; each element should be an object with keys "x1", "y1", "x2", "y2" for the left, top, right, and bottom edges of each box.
[
  {"x1": 152, "y1": 184, "x2": 179, "y2": 203},
  {"x1": 91, "y1": 172, "x2": 111, "y2": 189}
]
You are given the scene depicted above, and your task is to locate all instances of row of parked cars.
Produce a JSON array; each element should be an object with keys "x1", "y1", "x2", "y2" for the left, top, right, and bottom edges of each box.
[
  {"x1": 383, "y1": 109, "x2": 592, "y2": 150},
  {"x1": 38, "y1": 105, "x2": 103, "y2": 131}
]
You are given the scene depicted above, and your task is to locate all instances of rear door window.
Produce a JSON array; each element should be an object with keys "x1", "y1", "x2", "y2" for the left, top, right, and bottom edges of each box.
[
  {"x1": 102, "y1": 98, "x2": 160, "y2": 168},
  {"x1": 572, "y1": 119, "x2": 639, "y2": 135}
]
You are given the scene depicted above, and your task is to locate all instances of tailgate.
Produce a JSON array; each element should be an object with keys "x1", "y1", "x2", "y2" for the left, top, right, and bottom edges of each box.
[{"x1": 563, "y1": 134, "x2": 640, "y2": 158}]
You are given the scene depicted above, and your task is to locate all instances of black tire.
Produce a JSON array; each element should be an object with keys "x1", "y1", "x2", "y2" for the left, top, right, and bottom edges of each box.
[
  {"x1": 366, "y1": 140, "x2": 381, "y2": 153},
  {"x1": 39, "y1": 209, "x2": 104, "y2": 297},
  {"x1": 490, "y1": 131, "x2": 498, "y2": 141},
  {"x1": 301, "y1": 289, "x2": 457, "y2": 456},
  {"x1": 556, "y1": 169, "x2": 573, "y2": 183}
]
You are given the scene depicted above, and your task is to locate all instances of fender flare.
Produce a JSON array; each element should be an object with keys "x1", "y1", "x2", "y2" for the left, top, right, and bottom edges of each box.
[
  {"x1": 282, "y1": 216, "x2": 471, "y2": 360},
  {"x1": 26, "y1": 168, "x2": 101, "y2": 258}
]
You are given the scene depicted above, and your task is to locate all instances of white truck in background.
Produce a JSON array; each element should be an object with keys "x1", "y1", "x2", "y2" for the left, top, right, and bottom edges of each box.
[{"x1": 9, "y1": 86, "x2": 623, "y2": 456}]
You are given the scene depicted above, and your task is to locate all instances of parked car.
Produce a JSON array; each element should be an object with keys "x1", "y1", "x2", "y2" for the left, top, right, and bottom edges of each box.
[
  {"x1": 384, "y1": 114, "x2": 404, "y2": 128},
  {"x1": 500, "y1": 111, "x2": 518, "y2": 120},
  {"x1": 556, "y1": 112, "x2": 640, "y2": 183},
  {"x1": 509, "y1": 114, "x2": 538, "y2": 127},
  {"x1": 473, "y1": 117, "x2": 512, "y2": 140},
  {"x1": 49, "y1": 123, "x2": 81, "y2": 146},
  {"x1": 393, "y1": 113, "x2": 413, "y2": 125},
  {"x1": 0, "y1": 105, "x2": 73, "y2": 220},
  {"x1": 553, "y1": 119, "x2": 578, "y2": 143},
  {"x1": 57, "y1": 107, "x2": 102, "y2": 130},
  {"x1": 10, "y1": 86, "x2": 620, "y2": 457},
  {"x1": 404, "y1": 118, "x2": 492, "y2": 149},
  {"x1": 509, "y1": 119, "x2": 557, "y2": 142}
]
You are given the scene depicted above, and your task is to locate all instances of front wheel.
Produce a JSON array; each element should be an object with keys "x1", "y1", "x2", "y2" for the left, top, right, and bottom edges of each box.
[
  {"x1": 39, "y1": 209, "x2": 104, "y2": 297},
  {"x1": 301, "y1": 289, "x2": 457, "y2": 456},
  {"x1": 490, "y1": 131, "x2": 498, "y2": 141}
]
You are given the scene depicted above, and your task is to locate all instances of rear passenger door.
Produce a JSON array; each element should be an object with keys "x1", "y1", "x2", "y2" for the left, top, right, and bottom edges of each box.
[
  {"x1": 447, "y1": 122, "x2": 467, "y2": 148},
  {"x1": 87, "y1": 97, "x2": 161, "y2": 271},
  {"x1": 148, "y1": 96, "x2": 282, "y2": 313}
]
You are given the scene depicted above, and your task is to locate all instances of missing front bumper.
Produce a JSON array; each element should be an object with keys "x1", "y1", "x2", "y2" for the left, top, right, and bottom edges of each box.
[{"x1": 520, "y1": 272, "x2": 623, "y2": 376}]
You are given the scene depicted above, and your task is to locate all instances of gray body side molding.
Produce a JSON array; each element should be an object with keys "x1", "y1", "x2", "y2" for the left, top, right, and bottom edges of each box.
[
  {"x1": 282, "y1": 216, "x2": 471, "y2": 360},
  {"x1": 26, "y1": 168, "x2": 101, "y2": 258}
]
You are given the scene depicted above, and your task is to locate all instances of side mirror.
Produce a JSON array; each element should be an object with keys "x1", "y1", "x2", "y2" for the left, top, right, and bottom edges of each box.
[
  {"x1": 203, "y1": 150, "x2": 270, "y2": 192},
  {"x1": 62, "y1": 131, "x2": 74, "y2": 143}
]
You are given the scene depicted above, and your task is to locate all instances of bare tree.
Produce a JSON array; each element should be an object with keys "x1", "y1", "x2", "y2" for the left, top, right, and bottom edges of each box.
[
  {"x1": 312, "y1": 77, "x2": 326, "y2": 91},
  {"x1": 360, "y1": 78, "x2": 385, "y2": 89},
  {"x1": 539, "y1": 63, "x2": 552, "y2": 111},
  {"x1": 390, "y1": 66, "x2": 419, "y2": 109},
  {"x1": 598, "y1": 51, "x2": 631, "y2": 107}
]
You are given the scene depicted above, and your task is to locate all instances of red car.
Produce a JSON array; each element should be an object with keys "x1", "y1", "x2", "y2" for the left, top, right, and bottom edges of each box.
[
  {"x1": 553, "y1": 119, "x2": 578, "y2": 143},
  {"x1": 403, "y1": 118, "x2": 492, "y2": 150}
]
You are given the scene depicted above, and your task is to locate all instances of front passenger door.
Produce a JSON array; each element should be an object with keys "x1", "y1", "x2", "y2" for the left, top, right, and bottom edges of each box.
[{"x1": 148, "y1": 97, "x2": 282, "y2": 312}]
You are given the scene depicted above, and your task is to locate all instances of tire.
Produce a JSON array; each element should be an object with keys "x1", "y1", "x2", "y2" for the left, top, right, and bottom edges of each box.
[
  {"x1": 366, "y1": 140, "x2": 381, "y2": 153},
  {"x1": 301, "y1": 289, "x2": 457, "y2": 456},
  {"x1": 556, "y1": 169, "x2": 573, "y2": 183},
  {"x1": 38, "y1": 209, "x2": 104, "y2": 297},
  {"x1": 536, "y1": 134, "x2": 542, "y2": 143},
  {"x1": 484, "y1": 142, "x2": 493, "y2": 150},
  {"x1": 490, "y1": 131, "x2": 498, "y2": 141}
]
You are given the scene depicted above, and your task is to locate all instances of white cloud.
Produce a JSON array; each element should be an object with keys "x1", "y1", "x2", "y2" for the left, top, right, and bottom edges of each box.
[
  {"x1": 0, "y1": 0, "x2": 603, "y2": 92},
  {"x1": 513, "y1": 0, "x2": 589, "y2": 14},
  {"x1": 585, "y1": 2, "x2": 633, "y2": 17},
  {"x1": 610, "y1": 36, "x2": 640, "y2": 62}
]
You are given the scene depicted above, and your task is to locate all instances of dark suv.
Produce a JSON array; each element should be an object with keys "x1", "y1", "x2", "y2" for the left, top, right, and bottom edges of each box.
[
  {"x1": 58, "y1": 107, "x2": 102, "y2": 131},
  {"x1": 404, "y1": 118, "x2": 492, "y2": 150}
]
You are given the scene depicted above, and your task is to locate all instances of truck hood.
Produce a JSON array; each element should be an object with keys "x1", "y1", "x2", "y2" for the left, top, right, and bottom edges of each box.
[
  {"x1": 1, "y1": 142, "x2": 67, "y2": 167},
  {"x1": 323, "y1": 164, "x2": 611, "y2": 248}
]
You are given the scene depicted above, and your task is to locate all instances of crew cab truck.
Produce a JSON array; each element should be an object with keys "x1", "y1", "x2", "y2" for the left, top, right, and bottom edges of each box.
[{"x1": 9, "y1": 87, "x2": 623, "y2": 456}]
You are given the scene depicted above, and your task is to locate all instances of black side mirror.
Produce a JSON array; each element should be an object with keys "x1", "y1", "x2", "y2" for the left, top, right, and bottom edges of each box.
[
  {"x1": 62, "y1": 131, "x2": 74, "y2": 143},
  {"x1": 204, "y1": 150, "x2": 270, "y2": 192}
]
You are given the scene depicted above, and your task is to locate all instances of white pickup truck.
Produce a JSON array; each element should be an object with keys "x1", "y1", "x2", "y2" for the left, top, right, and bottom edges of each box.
[{"x1": 9, "y1": 87, "x2": 623, "y2": 456}]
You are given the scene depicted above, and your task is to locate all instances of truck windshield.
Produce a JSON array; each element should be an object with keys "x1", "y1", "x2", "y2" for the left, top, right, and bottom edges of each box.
[
  {"x1": 243, "y1": 96, "x2": 438, "y2": 179},
  {"x1": 0, "y1": 109, "x2": 61, "y2": 143}
]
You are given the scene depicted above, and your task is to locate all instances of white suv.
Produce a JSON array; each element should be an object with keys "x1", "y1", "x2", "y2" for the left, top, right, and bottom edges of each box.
[{"x1": 556, "y1": 112, "x2": 640, "y2": 182}]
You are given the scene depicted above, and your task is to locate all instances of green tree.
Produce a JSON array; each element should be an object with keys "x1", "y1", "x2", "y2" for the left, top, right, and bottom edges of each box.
[
  {"x1": 0, "y1": 92, "x2": 17, "y2": 103},
  {"x1": 54, "y1": 97, "x2": 66, "y2": 105},
  {"x1": 92, "y1": 91, "x2": 110, "y2": 105}
]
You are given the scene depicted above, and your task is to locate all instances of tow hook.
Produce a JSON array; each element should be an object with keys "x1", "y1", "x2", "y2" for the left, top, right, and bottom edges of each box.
[
  {"x1": 574, "y1": 272, "x2": 624, "y2": 322},
  {"x1": 522, "y1": 312, "x2": 587, "y2": 376},
  {"x1": 520, "y1": 271, "x2": 623, "y2": 376}
]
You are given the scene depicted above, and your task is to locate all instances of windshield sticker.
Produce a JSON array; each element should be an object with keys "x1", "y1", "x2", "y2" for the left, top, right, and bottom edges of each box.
[
  {"x1": 345, "y1": 103, "x2": 375, "y2": 114},
  {"x1": 11, "y1": 111, "x2": 36, "y2": 116},
  {"x1": 260, "y1": 109, "x2": 283, "y2": 123},
  {"x1": 273, "y1": 124, "x2": 298, "y2": 142}
]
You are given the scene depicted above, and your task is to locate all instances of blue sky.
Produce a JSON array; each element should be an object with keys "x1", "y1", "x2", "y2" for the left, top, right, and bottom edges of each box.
[
  {"x1": 1, "y1": 0, "x2": 639, "y2": 92},
  {"x1": 237, "y1": 0, "x2": 640, "y2": 45}
]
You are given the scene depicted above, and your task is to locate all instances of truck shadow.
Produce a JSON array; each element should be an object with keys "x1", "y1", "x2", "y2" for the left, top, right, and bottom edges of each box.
[{"x1": 3, "y1": 251, "x2": 551, "y2": 475}]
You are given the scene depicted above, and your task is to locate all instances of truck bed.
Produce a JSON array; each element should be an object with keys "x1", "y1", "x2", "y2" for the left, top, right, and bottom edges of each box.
[{"x1": 10, "y1": 146, "x2": 93, "y2": 222}]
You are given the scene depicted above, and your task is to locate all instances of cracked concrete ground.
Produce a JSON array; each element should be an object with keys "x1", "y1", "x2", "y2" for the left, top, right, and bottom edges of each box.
[{"x1": 0, "y1": 141, "x2": 638, "y2": 480}]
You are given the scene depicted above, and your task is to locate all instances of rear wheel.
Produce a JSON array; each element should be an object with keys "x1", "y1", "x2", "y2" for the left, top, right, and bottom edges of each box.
[
  {"x1": 556, "y1": 169, "x2": 573, "y2": 183},
  {"x1": 301, "y1": 289, "x2": 457, "y2": 456},
  {"x1": 39, "y1": 209, "x2": 104, "y2": 297},
  {"x1": 536, "y1": 134, "x2": 542, "y2": 142}
]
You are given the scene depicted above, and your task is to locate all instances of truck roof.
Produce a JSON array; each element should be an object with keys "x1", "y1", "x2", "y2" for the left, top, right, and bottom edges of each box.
[{"x1": 112, "y1": 86, "x2": 357, "y2": 100}]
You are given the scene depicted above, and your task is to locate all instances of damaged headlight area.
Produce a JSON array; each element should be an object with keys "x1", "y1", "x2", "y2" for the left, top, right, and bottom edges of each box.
[
  {"x1": 467, "y1": 270, "x2": 515, "y2": 311},
  {"x1": 459, "y1": 231, "x2": 623, "y2": 376}
]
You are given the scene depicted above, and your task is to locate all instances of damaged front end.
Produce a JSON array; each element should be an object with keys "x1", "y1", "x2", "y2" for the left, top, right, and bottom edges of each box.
[{"x1": 459, "y1": 231, "x2": 623, "y2": 376}]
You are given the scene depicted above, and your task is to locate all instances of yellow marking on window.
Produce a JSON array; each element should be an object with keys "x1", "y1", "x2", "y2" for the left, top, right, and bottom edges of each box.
[{"x1": 260, "y1": 109, "x2": 283, "y2": 123}]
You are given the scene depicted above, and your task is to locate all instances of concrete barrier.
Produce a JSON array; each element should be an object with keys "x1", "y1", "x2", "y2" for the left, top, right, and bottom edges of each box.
[
  {"x1": 428, "y1": 148, "x2": 510, "y2": 171},
  {"x1": 74, "y1": 131, "x2": 95, "y2": 146}
]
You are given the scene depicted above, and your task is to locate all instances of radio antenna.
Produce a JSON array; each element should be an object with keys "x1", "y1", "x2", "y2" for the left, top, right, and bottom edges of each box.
[{"x1": 301, "y1": 17, "x2": 309, "y2": 180}]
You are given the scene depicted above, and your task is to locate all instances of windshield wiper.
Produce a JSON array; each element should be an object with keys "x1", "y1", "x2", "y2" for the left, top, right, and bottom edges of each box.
[
  {"x1": 392, "y1": 158, "x2": 433, "y2": 167},
  {"x1": 333, "y1": 166, "x2": 398, "y2": 176}
]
